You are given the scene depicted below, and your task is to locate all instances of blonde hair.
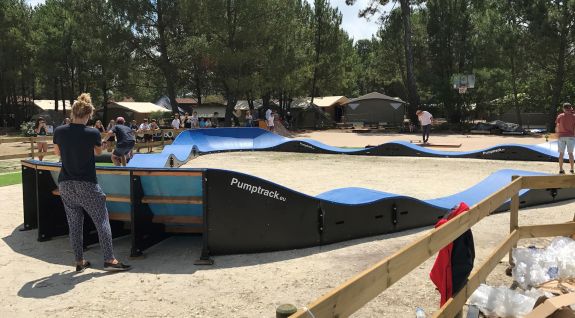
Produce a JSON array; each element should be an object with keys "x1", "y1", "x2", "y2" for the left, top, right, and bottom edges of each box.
[{"x1": 72, "y1": 93, "x2": 94, "y2": 120}]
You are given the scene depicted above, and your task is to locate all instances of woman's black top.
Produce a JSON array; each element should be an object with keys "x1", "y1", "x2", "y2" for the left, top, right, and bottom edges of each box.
[{"x1": 53, "y1": 124, "x2": 101, "y2": 184}]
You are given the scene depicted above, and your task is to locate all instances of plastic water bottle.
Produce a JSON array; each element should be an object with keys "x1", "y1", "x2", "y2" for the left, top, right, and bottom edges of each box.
[{"x1": 415, "y1": 307, "x2": 426, "y2": 318}]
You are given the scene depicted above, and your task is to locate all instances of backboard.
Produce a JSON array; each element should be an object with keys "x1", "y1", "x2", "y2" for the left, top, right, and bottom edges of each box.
[{"x1": 452, "y1": 74, "x2": 476, "y2": 90}]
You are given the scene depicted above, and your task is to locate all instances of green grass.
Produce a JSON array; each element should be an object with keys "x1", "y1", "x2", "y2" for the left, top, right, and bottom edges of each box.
[
  {"x1": 96, "y1": 162, "x2": 115, "y2": 167},
  {"x1": 0, "y1": 172, "x2": 22, "y2": 187}
]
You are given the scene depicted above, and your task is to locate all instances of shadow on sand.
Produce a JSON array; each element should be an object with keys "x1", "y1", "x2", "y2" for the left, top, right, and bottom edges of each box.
[
  {"x1": 18, "y1": 270, "x2": 109, "y2": 299},
  {"x1": 3, "y1": 223, "x2": 432, "y2": 276}
]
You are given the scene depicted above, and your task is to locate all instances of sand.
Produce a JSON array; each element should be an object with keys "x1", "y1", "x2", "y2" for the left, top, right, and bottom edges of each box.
[{"x1": 1, "y1": 130, "x2": 573, "y2": 318}]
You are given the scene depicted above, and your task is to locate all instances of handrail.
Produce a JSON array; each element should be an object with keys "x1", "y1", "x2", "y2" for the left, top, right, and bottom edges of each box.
[{"x1": 289, "y1": 175, "x2": 575, "y2": 318}]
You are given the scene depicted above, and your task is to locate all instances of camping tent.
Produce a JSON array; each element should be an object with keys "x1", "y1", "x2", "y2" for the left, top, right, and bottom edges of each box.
[
  {"x1": 290, "y1": 98, "x2": 335, "y2": 129},
  {"x1": 344, "y1": 92, "x2": 406, "y2": 125},
  {"x1": 312, "y1": 96, "x2": 350, "y2": 122}
]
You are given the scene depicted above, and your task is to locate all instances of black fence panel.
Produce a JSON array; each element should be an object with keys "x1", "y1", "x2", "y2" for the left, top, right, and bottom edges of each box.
[{"x1": 205, "y1": 169, "x2": 321, "y2": 255}]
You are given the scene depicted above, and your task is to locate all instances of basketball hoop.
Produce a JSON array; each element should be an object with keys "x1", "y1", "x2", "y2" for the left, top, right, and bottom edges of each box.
[{"x1": 458, "y1": 85, "x2": 468, "y2": 94}]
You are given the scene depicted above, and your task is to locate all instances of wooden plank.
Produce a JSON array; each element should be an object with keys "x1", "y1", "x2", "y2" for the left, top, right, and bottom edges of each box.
[
  {"x1": 521, "y1": 175, "x2": 575, "y2": 190},
  {"x1": 20, "y1": 161, "x2": 37, "y2": 169},
  {"x1": 0, "y1": 151, "x2": 56, "y2": 160},
  {"x1": 132, "y1": 170, "x2": 202, "y2": 177},
  {"x1": 509, "y1": 176, "x2": 520, "y2": 265},
  {"x1": 96, "y1": 169, "x2": 130, "y2": 176},
  {"x1": 36, "y1": 164, "x2": 60, "y2": 171},
  {"x1": 152, "y1": 215, "x2": 202, "y2": 224},
  {"x1": 0, "y1": 137, "x2": 32, "y2": 143},
  {"x1": 109, "y1": 213, "x2": 131, "y2": 221},
  {"x1": 291, "y1": 179, "x2": 523, "y2": 318},
  {"x1": 52, "y1": 189, "x2": 130, "y2": 203},
  {"x1": 411, "y1": 142, "x2": 462, "y2": 148},
  {"x1": 519, "y1": 222, "x2": 575, "y2": 239},
  {"x1": 164, "y1": 226, "x2": 202, "y2": 234},
  {"x1": 434, "y1": 230, "x2": 521, "y2": 318},
  {"x1": 142, "y1": 196, "x2": 202, "y2": 205}
]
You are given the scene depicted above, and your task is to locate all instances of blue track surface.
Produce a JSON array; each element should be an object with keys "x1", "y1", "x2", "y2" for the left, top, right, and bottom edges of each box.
[
  {"x1": 316, "y1": 169, "x2": 545, "y2": 209},
  {"x1": 127, "y1": 128, "x2": 563, "y2": 168}
]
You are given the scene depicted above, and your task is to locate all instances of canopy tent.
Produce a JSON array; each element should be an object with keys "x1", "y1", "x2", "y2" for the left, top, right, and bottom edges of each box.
[
  {"x1": 101, "y1": 102, "x2": 172, "y2": 124},
  {"x1": 344, "y1": 92, "x2": 406, "y2": 125},
  {"x1": 27, "y1": 100, "x2": 72, "y2": 126}
]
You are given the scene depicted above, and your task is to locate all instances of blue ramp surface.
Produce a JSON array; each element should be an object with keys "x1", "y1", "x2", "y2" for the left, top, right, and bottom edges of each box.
[
  {"x1": 204, "y1": 168, "x2": 575, "y2": 254},
  {"x1": 128, "y1": 128, "x2": 563, "y2": 168},
  {"x1": 22, "y1": 160, "x2": 575, "y2": 256}
]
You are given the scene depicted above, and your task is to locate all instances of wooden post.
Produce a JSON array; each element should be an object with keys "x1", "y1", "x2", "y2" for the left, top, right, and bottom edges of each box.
[
  {"x1": 30, "y1": 137, "x2": 35, "y2": 159},
  {"x1": 161, "y1": 129, "x2": 165, "y2": 147},
  {"x1": 276, "y1": 304, "x2": 297, "y2": 318},
  {"x1": 508, "y1": 175, "x2": 521, "y2": 268}
]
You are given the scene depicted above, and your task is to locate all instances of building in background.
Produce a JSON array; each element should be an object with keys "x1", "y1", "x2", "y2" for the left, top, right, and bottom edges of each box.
[{"x1": 344, "y1": 92, "x2": 406, "y2": 126}]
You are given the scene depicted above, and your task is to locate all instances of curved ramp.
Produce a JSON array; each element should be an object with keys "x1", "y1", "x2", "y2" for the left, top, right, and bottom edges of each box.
[
  {"x1": 127, "y1": 128, "x2": 562, "y2": 168},
  {"x1": 204, "y1": 168, "x2": 575, "y2": 254},
  {"x1": 23, "y1": 161, "x2": 575, "y2": 255}
]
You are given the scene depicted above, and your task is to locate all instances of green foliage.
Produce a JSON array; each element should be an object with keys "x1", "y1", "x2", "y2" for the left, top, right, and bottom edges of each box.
[
  {"x1": 20, "y1": 121, "x2": 35, "y2": 136},
  {"x1": 2, "y1": 0, "x2": 575, "y2": 129}
]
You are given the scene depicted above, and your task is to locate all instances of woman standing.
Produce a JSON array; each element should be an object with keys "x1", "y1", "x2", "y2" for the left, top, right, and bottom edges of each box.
[
  {"x1": 94, "y1": 120, "x2": 105, "y2": 133},
  {"x1": 245, "y1": 110, "x2": 253, "y2": 127},
  {"x1": 34, "y1": 117, "x2": 49, "y2": 161},
  {"x1": 53, "y1": 93, "x2": 131, "y2": 272}
]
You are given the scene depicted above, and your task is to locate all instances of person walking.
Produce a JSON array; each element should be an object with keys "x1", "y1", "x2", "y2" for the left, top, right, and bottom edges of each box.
[
  {"x1": 53, "y1": 93, "x2": 131, "y2": 272},
  {"x1": 555, "y1": 102, "x2": 575, "y2": 174},
  {"x1": 416, "y1": 109, "x2": 433, "y2": 144}
]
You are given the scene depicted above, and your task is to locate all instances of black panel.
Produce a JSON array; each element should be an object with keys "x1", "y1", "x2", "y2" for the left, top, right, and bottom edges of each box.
[
  {"x1": 495, "y1": 188, "x2": 575, "y2": 212},
  {"x1": 21, "y1": 165, "x2": 38, "y2": 230},
  {"x1": 130, "y1": 172, "x2": 169, "y2": 257},
  {"x1": 394, "y1": 201, "x2": 447, "y2": 230},
  {"x1": 36, "y1": 169, "x2": 68, "y2": 241},
  {"x1": 321, "y1": 200, "x2": 445, "y2": 244},
  {"x1": 206, "y1": 170, "x2": 321, "y2": 255}
]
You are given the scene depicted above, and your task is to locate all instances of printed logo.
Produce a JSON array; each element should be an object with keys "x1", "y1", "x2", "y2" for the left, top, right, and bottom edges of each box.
[
  {"x1": 230, "y1": 178, "x2": 287, "y2": 202},
  {"x1": 299, "y1": 142, "x2": 314, "y2": 150},
  {"x1": 482, "y1": 148, "x2": 505, "y2": 156}
]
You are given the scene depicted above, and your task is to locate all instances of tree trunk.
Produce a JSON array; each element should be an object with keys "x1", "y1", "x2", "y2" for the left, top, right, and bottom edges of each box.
[
  {"x1": 310, "y1": 0, "x2": 323, "y2": 105},
  {"x1": 195, "y1": 71, "x2": 202, "y2": 106},
  {"x1": 510, "y1": 54, "x2": 522, "y2": 127},
  {"x1": 102, "y1": 79, "x2": 108, "y2": 124},
  {"x1": 399, "y1": 0, "x2": 421, "y2": 120},
  {"x1": 548, "y1": 17, "x2": 569, "y2": 132},
  {"x1": 224, "y1": 91, "x2": 237, "y2": 127},
  {"x1": 60, "y1": 79, "x2": 66, "y2": 118},
  {"x1": 54, "y1": 78, "x2": 59, "y2": 113},
  {"x1": 157, "y1": 2, "x2": 179, "y2": 114}
]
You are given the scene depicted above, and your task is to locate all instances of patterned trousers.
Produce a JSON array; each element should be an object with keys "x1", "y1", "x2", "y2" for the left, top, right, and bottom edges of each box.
[{"x1": 59, "y1": 181, "x2": 115, "y2": 262}]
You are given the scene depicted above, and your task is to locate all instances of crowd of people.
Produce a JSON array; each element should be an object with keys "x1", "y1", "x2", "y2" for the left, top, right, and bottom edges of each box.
[{"x1": 32, "y1": 106, "x2": 286, "y2": 163}]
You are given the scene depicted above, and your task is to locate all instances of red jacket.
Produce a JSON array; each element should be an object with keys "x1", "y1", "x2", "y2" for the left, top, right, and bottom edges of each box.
[{"x1": 429, "y1": 202, "x2": 475, "y2": 306}]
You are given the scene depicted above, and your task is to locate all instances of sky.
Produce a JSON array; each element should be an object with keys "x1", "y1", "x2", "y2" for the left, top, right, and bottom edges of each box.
[
  {"x1": 326, "y1": 0, "x2": 385, "y2": 41},
  {"x1": 25, "y1": 0, "x2": 389, "y2": 41}
]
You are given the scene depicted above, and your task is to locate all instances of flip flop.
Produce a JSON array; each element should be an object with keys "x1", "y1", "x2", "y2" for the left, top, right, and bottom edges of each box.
[{"x1": 76, "y1": 260, "x2": 91, "y2": 272}]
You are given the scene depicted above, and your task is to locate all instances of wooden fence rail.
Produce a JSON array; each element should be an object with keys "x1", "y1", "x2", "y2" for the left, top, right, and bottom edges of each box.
[
  {"x1": 0, "y1": 129, "x2": 185, "y2": 161},
  {"x1": 289, "y1": 175, "x2": 575, "y2": 318}
]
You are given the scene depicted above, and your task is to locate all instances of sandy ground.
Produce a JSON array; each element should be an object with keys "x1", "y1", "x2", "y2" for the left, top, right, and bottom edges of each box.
[{"x1": 1, "y1": 131, "x2": 574, "y2": 318}]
